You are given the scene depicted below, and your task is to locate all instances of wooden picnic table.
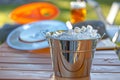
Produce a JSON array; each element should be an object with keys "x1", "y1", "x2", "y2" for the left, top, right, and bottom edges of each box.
[{"x1": 0, "y1": 42, "x2": 120, "y2": 80}]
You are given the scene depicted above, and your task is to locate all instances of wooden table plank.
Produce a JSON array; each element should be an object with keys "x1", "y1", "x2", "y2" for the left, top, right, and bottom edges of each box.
[
  {"x1": 52, "y1": 73, "x2": 120, "y2": 80},
  {"x1": 91, "y1": 65, "x2": 120, "y2": 73},
  {"x1": 0, "y1": 70, "x2": 53, "y2": 80},
  {"x1": 0, "y1": 63, "x2": 52, "y2": 71},
  {"x1": 0, "y1": 63, "x2": 120, "y2": 73},
  {"x1": 91, "y1": 73, "x2": 120, "y2": 80},
  {"x1": 93, "y1": 59, "x2": 120, "y2": 66},
  {"x1": 94, "y1": 54, "x2": 118, "y2": 59},
  {"x1": 0, "y1": 57, "x2": 51, "y2": 64},
  {"x1": 0, "y1": 52, "x2": 50, "y2": 58}
]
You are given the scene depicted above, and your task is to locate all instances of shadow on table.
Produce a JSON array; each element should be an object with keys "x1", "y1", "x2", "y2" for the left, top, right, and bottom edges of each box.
[{"x1": 0, "y1": 23, "x2": 21, "y2": 43}]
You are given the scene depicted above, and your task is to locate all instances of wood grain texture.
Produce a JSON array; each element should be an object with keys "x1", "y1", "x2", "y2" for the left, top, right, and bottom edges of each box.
[{"x1": 0, "y1": 43, "x2": 120, "y2": 80}]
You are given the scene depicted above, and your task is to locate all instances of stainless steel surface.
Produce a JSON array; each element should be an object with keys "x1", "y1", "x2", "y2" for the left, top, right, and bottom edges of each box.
[{"x1": 48, "y1": 35, "x2": 99, "y2": 78}]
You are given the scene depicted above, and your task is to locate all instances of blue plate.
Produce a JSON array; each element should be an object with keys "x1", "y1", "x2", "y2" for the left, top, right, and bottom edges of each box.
[{"x1": 7, "y1": 20, "x2": 68, "y2": 50}]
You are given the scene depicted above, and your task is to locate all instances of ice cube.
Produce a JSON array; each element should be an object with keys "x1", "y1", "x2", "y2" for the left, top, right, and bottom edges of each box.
[
  {"x1": 49, "y1": 25, "x2": 101, "y2": 40},
  {"x1": 74, "y1": 27, "x2": 81, "y2": 33}
]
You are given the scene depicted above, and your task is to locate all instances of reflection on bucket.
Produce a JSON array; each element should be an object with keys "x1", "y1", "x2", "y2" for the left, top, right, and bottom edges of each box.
[{"x1": 48, "y1": 38, "x2": 99, "y2": 78}]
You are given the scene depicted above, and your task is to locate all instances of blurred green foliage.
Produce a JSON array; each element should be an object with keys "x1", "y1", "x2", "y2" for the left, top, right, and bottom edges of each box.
[{"x1": 0, "y1": 0, "x2": 120, "y2": 27}]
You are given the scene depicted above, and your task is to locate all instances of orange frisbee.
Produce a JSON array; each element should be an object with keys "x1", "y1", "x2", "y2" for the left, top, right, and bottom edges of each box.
[{"x1": 10, "y1": 2, "x2": 59, "y2": 24}]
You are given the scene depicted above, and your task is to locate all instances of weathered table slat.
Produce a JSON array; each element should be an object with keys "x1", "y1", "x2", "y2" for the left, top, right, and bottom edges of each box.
[
  {"x1": 91, "y1": 66, "x2": 120, "y2": 73},
  {"x1": 93, "y1": 59, "x2": 120, "y2": 66},
  {"x1": 0, "y1": 63, "x2": 52, "y2": 71},
  {"x1": 0, "y1": 57, "x2": 51, "y2": 64},
  {"x1": 0, "y1": 43, "x2": 120, "y2": 80},
  {"x1": 0, "y1": 70, "x2": 53, "y2": 80},
  {"x1": 91, "y1": 73, "x2": 120, "y2": 80}
]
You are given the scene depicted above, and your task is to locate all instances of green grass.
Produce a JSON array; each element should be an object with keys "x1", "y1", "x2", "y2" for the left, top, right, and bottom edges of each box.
[
  {"x1": 96, "y1": 0, "x2": 120, "y2": 25},
  {"x1": 0, "y1": 0, "x2": 120, "y2": 27}
]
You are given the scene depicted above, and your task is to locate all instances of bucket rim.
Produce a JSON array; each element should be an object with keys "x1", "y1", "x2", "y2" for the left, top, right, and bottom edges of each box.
[{"x1": 47, "y1": 30, "x2": 101, "y2": 41}]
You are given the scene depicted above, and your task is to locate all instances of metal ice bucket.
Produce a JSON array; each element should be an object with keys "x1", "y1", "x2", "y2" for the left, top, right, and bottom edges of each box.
[{"x1": 48, "y1": 31, "x2": 100, "y2": 78}]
